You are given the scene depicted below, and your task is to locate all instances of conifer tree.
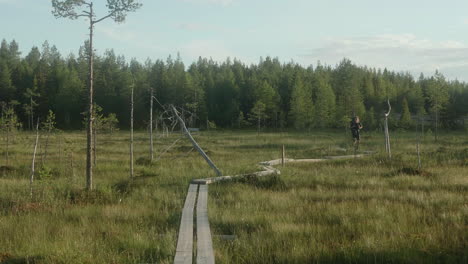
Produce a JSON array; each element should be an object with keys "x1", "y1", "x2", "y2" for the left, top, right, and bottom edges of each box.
[
  {"x1": 289, "y1": 74, "x2": 313, "y2": 129},
  {"x1": 426, "y1": 71, "x2": 449, "y2": 141},
  {"x1": 399, "y1": 97, "x2": 412, "y2": 129},
  {"x1": 314, "y1": 73, "x2": 336, "y2": 128},
  {"x1": 248, "y1": 101, "x2": 267, "y2": 134}
]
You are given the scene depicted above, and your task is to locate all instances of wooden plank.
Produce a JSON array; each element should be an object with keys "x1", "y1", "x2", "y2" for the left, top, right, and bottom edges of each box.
[
  {"x1": 324, "y1": 154, "x2": 365, "y2": 159},
  {"x1": 192, "y1": 165, "x2": 280, "y2": 185},
  {"x1": 174, "y1": 184, "x2": 198, "y2": 264},
  {"x1": 192, "y1": 154, "x2": 373, "y2": 185},
  {"x1": 196, "y1": 185, "x2": 215, "y2": 264},
  {"x1": 288, "y1": 159, "x2": 326, "y2": 163}
]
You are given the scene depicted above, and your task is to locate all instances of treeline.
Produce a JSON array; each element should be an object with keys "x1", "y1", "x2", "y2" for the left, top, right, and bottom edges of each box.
[{"x1": 1, "y1": 39, "x2": 467, "y2": 130}]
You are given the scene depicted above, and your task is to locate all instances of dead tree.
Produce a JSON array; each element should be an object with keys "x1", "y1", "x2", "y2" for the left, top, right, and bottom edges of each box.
[
  {"x1": 41, "y1": 110, "x2": 56, "y2": 165},
  {"x1": 171, "y1": 105, "x2": 222, "y2": 176},
  {"x1": 52, "y1": 0, "x2": 142, "y2": 190},
  {"x1": 149, "y1": 86, "x2": 154, "y2": 162},
  {"x1": 130, "y1": 84, "x2": 134, "y2": 178},
  {"x1": 384, "y1": 99, "x2": 392, "y2": 159},
  {"x1": 30, "y1": 118, "x2": 40, "y2": 198}
]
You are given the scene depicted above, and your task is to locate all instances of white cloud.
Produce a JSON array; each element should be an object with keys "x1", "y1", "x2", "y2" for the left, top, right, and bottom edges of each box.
[{"x1": 300, "y1": 34, "x2": 468, "y2": 81}]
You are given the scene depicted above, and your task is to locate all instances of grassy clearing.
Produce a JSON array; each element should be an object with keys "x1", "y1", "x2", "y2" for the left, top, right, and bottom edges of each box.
[
  {"x1": 208, "y1": 130, "x2": 467, "y2": 264},
  {"x1": 0, "y1": 129, "x2": 466, "y2": 263},
  {"x1": 0, "y1": 131, "x2": 206, "y2": 264}
]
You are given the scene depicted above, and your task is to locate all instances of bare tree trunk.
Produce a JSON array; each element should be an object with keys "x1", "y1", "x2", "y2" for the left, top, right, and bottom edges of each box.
[
  {"x1": 435, "y1": 104, "x2": 439, "y2": 142},
  {"x1": 149, "y1": 87, "x2": 154, "y2": 162},
  {"x1": 282, "y1": 144, "x2": 285, "y2": 167},
  {"x1": 86, "y1": 3, "x2": 95, "y2": 191},
  {"x1": 181, "y1": 108, "x2": 185, "y2": 133},
  {"x1": 171, "y1": 105, "x2": 222, "y2": 176},
  {"x1": 93, "y1": 126, "x2": 97, "y2": 166},
  {"x1": 384, "y1": 99, "x2": 392, "y2": 159},
  {"x1": 384, "y1": 118, "x2": 391, "y2": 159},
  {"x1": 130, "y1": 85, "x2": 134, "y2": 178},
  {"x1": 30, "y1": 119, "x2": 40, "y2": 198}
]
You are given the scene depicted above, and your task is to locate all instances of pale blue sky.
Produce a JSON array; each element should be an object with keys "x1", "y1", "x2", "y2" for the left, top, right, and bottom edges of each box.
[{"x1": 2, "y1": 0, "x2": 468, "y2": 80}]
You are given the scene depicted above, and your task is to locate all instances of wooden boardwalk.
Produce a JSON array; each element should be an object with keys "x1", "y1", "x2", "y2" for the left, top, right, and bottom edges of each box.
[
  {"x1": 174, "y1": 184, "x2": 198, "y2": 264},
  {"x1": 174, "y1": 184, "x2": 215, "y2": 264},
  {"x1": 196, "y1": 185, "x2": 215, "y2": 264},
  {"x1": 174, "y1": 153, "x2": 373, "y2": 264}
]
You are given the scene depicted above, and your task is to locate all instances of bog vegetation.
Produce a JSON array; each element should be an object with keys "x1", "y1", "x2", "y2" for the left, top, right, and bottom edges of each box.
[{"x1": 0, "y1": 129, "x2": 466, "y2": 263}]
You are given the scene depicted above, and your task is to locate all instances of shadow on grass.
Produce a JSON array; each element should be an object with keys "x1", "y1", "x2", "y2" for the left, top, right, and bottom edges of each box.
[
  {"x1": 0, "y1": 166, "x2": 15, "y2": 175},
  {"x1": 112, "y1": 171, "x2": 161, "y2": 195},
  {"x1": 256, "y1": 247, "x2": 468, "y2": 264},
  {"x1": 0, "y1": 254, "x2": 44, "y2": 264},
  {"x1": 230, "y1": 175, "x2": 289, "y2": 192},
  {"x1": 68, "y1": 189, "x2": 117, "y2": 205},
  {"x1": 385, "y1": 167, "x2": 433, "y2": 177}
]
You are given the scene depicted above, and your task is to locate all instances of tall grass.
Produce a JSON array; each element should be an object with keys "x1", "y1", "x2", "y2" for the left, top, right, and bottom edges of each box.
[
  {"x1": 208, "y1": 130, "x2": 467, "y2": 264},
  {"x1": 0, "y1": 129, "x2": 466, "y2": 263}
]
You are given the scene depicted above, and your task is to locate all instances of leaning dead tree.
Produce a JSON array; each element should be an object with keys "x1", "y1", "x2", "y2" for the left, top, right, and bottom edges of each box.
[
  {"x1": 384, "y1": 99, "x2": 392, "y2": 159},
  {"x1": 51, "y1": 0, "x2": 142, "y2": 190},
  {"x1": 171, "y1": 105, "x2": 222, "y2": 176}
]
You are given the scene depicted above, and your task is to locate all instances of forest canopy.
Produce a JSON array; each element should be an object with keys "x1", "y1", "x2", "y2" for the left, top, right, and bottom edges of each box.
[{"x1": 1, "y1": 39, "x2": 467, "y2": 130}]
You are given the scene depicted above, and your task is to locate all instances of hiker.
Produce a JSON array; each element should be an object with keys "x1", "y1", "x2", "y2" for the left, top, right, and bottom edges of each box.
[{"x1": 350, "y1": 116, "x2": 363, "y2": 147}]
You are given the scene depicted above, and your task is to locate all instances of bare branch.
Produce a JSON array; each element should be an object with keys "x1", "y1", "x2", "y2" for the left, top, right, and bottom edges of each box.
[
  {"x1": 104, "y1": 0, "x2": 142, "y2": 23},
  {"x1": 93, "y1": 14, "x2": 113, "y2": 24},
  {"x1": 385, "y1": 99, "x2": 391, "y2": 117},
  {"x1": 51, "y1": 0, "x2": 88, "y2": 19}
]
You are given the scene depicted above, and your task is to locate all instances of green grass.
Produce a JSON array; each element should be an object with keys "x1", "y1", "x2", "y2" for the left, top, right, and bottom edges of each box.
[
  {"x1": 0, "y1": 129, "x2": 466, "y2": 263},
  {"x1": 208, "y1": 130, "x2": 467, "y2": 264}
]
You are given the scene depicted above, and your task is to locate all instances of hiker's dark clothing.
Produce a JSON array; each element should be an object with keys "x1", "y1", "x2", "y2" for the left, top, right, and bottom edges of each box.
[{"x1": 350, "y1": 121, "x2": 362, "y2": 140}]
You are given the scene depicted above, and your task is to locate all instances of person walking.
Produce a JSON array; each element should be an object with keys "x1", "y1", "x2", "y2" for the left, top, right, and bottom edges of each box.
[{"x1": 350, "y1": 116, "x2": 363, "y2": 150}]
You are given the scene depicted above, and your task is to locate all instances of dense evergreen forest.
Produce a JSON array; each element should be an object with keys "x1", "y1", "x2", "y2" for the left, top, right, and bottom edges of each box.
[{"x1": 1, "y1": 39, "x2": 467, "y2": 131}]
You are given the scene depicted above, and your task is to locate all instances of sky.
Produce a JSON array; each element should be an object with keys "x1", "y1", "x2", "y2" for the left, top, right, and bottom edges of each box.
[{"x1": 2, "y1": 0, "x2": 468, "y2": 81}]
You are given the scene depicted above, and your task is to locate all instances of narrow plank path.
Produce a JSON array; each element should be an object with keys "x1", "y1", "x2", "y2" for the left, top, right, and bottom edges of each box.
[
  {"x1": 174, "y1": 153, "x2": 374, "y2": 263},
  {"x1": 196, "y1": 185, "x2": 215, "y2": 264},
  {"x1": 174, "y1": 184, "x2": 198, "y2": 264}
]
